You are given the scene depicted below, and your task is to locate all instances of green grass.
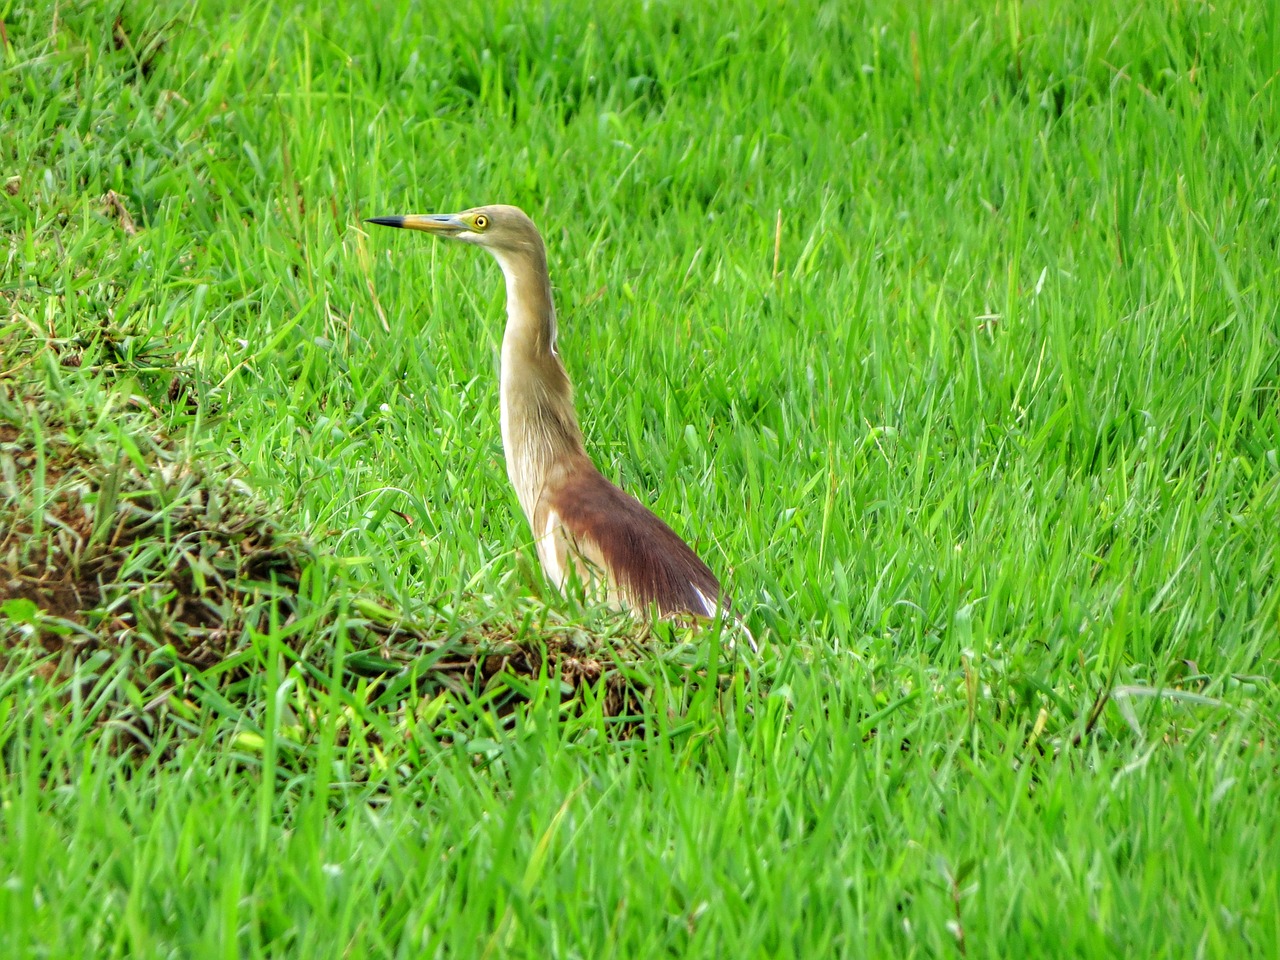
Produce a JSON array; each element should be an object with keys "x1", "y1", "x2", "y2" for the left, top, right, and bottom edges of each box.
[{"x1": 3, "y1": 0, "x2": 1279, "y2": 955}]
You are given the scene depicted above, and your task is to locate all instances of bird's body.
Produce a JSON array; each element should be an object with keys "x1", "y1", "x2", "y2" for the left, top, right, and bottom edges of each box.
[{"x1": 367, "y1": 204, "x2": 724, "y2": 618}]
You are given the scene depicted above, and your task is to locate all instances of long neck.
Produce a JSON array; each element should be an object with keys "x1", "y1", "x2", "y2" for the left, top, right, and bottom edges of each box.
[{"x1": 492, "y1": 244, "x2": 586, "y2": 525}]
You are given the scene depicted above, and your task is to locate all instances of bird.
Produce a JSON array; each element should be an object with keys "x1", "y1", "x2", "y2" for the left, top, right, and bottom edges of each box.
[{"x1": 366, "y1": 204, "x2": 726, "y2": 619}]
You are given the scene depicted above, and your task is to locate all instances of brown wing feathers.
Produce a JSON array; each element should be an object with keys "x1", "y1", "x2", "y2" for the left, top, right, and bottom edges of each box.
[{"x1": 549, "y1": 463, "x2": 724, "y2": 617}]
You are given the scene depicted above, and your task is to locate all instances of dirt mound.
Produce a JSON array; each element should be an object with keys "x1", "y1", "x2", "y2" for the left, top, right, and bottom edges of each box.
[
  {"x1": 1, "y1": 421, "x2": 302, "y2": 668},
  {"x1": 0, "y1": 406, "x2": 648, "y2": 747}
]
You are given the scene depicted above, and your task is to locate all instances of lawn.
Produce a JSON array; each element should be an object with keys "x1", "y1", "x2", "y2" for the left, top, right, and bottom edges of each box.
[{"x1": 2, "y1": 0, "x2": 1278, "y2": 956}]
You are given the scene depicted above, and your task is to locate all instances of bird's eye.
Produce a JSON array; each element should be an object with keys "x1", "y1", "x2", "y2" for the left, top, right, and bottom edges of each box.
[{"x1": 473, "y1": 214, "x2": 489, "y2": 230}]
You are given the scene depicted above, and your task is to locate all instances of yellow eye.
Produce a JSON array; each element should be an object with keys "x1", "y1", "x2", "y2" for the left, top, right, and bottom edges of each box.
[{"x1": 473, "y1": 214, "x2": 489, "y2": 230}]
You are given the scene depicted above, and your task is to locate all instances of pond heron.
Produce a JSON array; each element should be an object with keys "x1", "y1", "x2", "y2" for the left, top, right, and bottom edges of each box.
[{"x1": 366, "y1": 205, "x2": 725, "y2": 619}]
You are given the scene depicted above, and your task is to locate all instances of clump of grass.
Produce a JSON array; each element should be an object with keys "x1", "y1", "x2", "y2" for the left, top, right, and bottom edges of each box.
[{"x1": 0, "y1": 409, "x2": 307, "y2": 674}]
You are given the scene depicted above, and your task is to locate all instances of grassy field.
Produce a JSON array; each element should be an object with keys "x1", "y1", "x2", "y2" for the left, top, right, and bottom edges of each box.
[{"x1": 3, "y1": 0, "x2": 1279, "y2": 955}]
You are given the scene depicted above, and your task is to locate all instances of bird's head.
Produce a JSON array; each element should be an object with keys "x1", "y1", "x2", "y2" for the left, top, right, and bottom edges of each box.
[{"x1": 365, "y1": 204, "x2": 544, "y2": 264}]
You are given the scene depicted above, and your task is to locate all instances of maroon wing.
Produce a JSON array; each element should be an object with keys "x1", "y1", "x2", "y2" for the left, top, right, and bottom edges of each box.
[{"x1": 548, "y1": 465, "x2": 724, "y2": 617}]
